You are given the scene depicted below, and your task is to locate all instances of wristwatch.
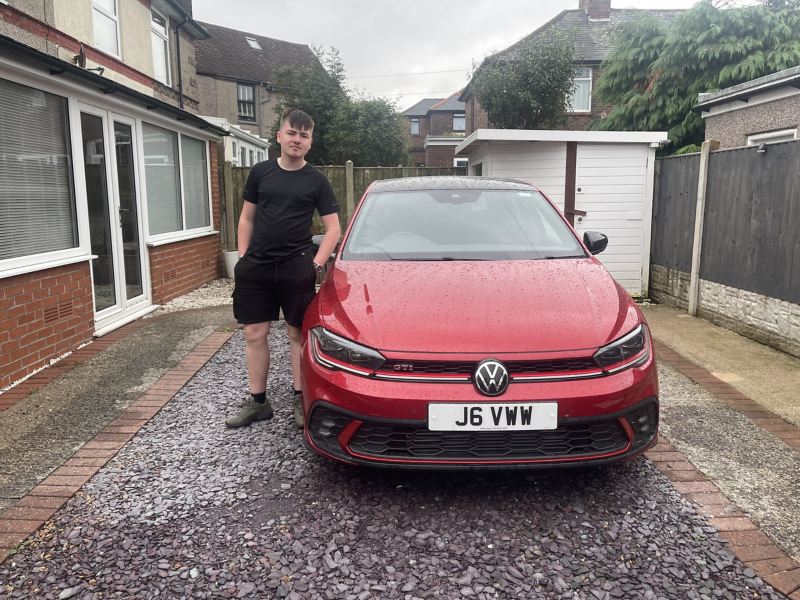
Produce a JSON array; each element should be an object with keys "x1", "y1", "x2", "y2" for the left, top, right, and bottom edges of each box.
[{"x1": 313, "y1": 261, "x2": 324, "y2": 273}]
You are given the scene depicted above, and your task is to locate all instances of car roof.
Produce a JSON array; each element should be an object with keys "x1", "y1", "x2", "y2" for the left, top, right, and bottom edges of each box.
[{"x1": 367, "y1": 176, "x2": 537, "y2": 193}]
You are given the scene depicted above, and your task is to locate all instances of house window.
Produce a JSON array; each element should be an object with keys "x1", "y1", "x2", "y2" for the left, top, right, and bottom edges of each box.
[
  {"x1": 231, "y1": 140, "x2": 238, "y2": 163},
  {"x1": 150, "y1": 8, "x2": 170, "y2": 86},
  {"x1": 471, "y1": 163, "x2": 482, "y2": 176},
  {"x1": 569, "y1": 67, "x2": 592, "y2": 112},
  {"x1": 92, "y1": 0, "x2": 120, "y2": 57},
  {"x1": 0, "y1": 78, "x2": 77, "y2": 262},
  {"x1": 237, "y1": 83, "x2": 256, "y2": 121},
  {"x1": 747, "y1": 129, "x2": 798, "y2": 145},
  {"x1": 453, "y1": 113, "x2": 466, "y2": 132},
  {"x1": 245, "y1": 36, "x2": 262, "y2": 50},
  {"x1": 240, "y1": 146, "x2": 247, "y2": 166},
  {"x1": 410, "y1": 118, "x2": 420, "y2": 135},
  {"x1": 249, "y1": 149, "x2": 255, "y2": 165},
  {"x1": 257, "y1": 150, "x2": 265, "y2": 162},
  {"x1": 142, "y1": 123, "x2": 211, "y2": 237},
  {"x1": 454, "y1": 158, "x2": 468, "y2": 168}
]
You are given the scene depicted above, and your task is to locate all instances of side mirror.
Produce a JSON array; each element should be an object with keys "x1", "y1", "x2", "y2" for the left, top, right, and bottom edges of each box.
[{"x1": 583, "y1": 231, "x2": 608, "y2": 255}]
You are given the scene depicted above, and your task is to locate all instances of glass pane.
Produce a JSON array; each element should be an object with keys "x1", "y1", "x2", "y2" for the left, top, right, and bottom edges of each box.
[
  {"x1": 575, "y1": 67, "x2": 591, "y2": 79},
  {"x1": 81, "y1": 112, "x2": 116, "y2": 312},
  {"x1": 114, "y1": 122, "x2": 143, "y2": 300},
  {"x1": 570, "y1": 80, "x2": 591, "y2": 111},
  {"x1": 180, "y1": 136, "x2": 210, "y2": 229},
  {"x1": 344, "y1": 189, "x2": 584, "y2": 261},
  {"x1": 0, "y1": 78, "x2": 77, "y2": 260},
  {"x1": 237, "y1": 85, "x2": 254, "y2": 101},
  {"x1": 453, "y1": 115, "x2": 465, "y2": 131},
  {"x1": 94, "y1": 0, "x2": 116, "y2": 15},
  {"x1": 142, "y1": 123, "x2": 182, "y2": 235},
  {"x1": 151, "y1": 33, "x2": 169, "y2": 85},
  {"x1": 151, "y1": 10, "x2": 168, "y2": 35},
  {"x1": 93, "y1": 10, "x2": 118, "y2": 55},
  {"x1": 410, "y1": 119, "x2": 419, "y2": 135}
]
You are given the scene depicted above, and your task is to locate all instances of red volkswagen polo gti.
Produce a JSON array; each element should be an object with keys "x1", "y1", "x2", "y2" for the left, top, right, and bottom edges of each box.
[{"x1": 301, "y1": 177, "x2": 658, "y2": 469}]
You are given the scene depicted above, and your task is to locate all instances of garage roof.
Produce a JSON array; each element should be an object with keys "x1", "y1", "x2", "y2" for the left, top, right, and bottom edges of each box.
[{"x1": 455, "y1": 129, "x2": 669, "y2": 154}]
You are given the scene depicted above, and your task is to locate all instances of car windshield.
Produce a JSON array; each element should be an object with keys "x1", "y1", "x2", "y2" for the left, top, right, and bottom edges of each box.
[{"x1": 341, "y1": 188, "x2": 586, "y2": 261}]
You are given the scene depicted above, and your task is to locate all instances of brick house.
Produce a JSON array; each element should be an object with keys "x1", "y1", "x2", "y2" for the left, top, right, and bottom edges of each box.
[
  {"x1": 460, "y1": 0, "x2": 683, "y2": 134},
  {"x1": 194, "y1": 22, "x2": 320, "y2": 147},
  {"x1": 402, "y1": 92, "x2": 467, "y2": 167},
  {"x1": 0, "y1": 0, "x2": 226, "y2": 389},
  {"x1": 696, "y1": 65, "x2": 800, "y2": 149}
]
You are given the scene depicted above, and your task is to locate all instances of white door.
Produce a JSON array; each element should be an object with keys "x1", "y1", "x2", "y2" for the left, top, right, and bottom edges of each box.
[
  {"x1": 77, "y1": 105, "x2": 150, "y2": 332},
  {"x1": 574, "y1": 143, "x2": 649, "y2": 296}
]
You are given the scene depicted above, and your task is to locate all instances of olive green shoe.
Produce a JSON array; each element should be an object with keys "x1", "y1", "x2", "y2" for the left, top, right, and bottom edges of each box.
[
  {"x1": 292, "y1": 393, "x2": 304, "y2": 429},
  {"x1": 225, "y1": 398, "x2": 274, "y2": 428}
]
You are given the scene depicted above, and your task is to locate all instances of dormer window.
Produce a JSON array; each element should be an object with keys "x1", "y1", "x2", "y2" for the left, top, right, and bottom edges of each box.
[{"x1": 245, "y1": 37, "x2": 262, "y2": 50}]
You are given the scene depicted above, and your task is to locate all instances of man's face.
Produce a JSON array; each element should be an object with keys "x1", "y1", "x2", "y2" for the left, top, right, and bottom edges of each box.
[{"x1": 276, "y1": 120, "x2": 313, "y2": 160}]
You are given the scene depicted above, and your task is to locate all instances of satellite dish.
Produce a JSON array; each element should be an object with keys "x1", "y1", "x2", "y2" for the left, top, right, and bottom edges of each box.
[{"x1": 73, "y1": 44, "x2": 86, "y2": 69}]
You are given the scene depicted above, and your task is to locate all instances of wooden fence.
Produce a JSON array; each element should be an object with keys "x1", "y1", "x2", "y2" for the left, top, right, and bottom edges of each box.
[{"x1": 220, "y1": 162, "x2": 465, "y2": 246}]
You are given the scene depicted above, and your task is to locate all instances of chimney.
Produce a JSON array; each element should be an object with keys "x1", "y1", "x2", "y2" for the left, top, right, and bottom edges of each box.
[{"x1": 580, "y1": 0, "x2": 611, "y2": 20}]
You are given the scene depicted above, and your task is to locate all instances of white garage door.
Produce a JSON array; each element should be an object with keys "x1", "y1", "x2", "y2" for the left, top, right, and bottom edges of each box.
[{"x1": 574, "y1": 143, "x2": 650, "y2": 296}]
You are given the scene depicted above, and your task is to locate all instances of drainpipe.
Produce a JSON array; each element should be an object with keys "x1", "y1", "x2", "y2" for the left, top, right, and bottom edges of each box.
[{"x1": 174, "y1": 17, "x2": 188, "y2": 109}]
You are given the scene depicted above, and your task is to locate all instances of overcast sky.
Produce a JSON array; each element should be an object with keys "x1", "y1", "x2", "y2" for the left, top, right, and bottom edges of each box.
[{"x1": 192, "y1": 0, "x2": 699, "y2": 111}]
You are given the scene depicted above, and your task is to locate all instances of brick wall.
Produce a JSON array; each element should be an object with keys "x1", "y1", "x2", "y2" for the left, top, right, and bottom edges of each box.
[
  {"x1": 425, "y1": 145, "x2": 457, "y2": 167},
  {"x1": 429, "y1": 112, "x2": 453, "y2": 136},
  {"x1": 465, "y1": 96, "x2": 491, "y2": 135},
  {"x1": 148, "y1": 141, "x2": 223, "y2": 305},
  {"x1": 0, "y1": 262, "x2": 94, "y2": 389}
]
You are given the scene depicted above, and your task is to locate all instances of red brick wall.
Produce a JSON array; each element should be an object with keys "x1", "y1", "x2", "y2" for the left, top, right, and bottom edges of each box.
[
  {"x1": 148, "y1": 141, "x2": 223, "y2": 305},
  {"x1": 465, "y1": 96, "x2": 491, "y2": 135},
  {"x1": 429, "y1": 112, "x2": 454, "y2": 136},
  {"x1": 425, "y1": 145, "x2": 457, "y2": 167},
  {"x1": 0, "y1": 262, "x2": 94, "y2": 388}
]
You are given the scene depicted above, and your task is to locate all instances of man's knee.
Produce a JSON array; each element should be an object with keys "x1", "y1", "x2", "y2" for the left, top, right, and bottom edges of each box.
[{"x1": 244, "y1": 322, "x2": 270, "y2": 343}]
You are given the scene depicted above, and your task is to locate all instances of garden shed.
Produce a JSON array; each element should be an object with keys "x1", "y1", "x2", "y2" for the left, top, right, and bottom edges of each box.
[{"x1": 455, "y1": 130, "x2": 668, "y2": 296}]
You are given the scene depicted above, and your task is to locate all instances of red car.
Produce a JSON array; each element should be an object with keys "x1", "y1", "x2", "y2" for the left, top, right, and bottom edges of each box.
[{"x1": 301, "y1": 177, "x2": 658, "y2": 469}]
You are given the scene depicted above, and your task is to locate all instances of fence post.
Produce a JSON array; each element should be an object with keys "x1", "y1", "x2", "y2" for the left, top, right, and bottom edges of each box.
[
  {"x1": 688, "y1": 140, "x2": 719, "y2": 317},
  {"x1": 223, "y1": 161, "x2": 236, "y2": 250},
  {"x1": 345, "y1": 160, "x2": 354, "y2": 224}
]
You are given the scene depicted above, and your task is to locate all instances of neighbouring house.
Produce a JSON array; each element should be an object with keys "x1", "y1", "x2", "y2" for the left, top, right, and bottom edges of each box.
[
  {"x1": 402, "y1": 92, "x2": 467, "y2": 167},
  {"x1": 200, "y1": 116, "x2": 270, "y2": 167},
  {"x1": 194, "y1": 22, "x2": 320, "y2": 141},
  {"x1": 460, "y1": 0, "x2": 683, "y2": 135},
  {"x1": 696, "y1": 65, "x2": 800, "y2": 148},
  {"x1": 0, "y1": 0, "x2": 227, "y2": 390}
]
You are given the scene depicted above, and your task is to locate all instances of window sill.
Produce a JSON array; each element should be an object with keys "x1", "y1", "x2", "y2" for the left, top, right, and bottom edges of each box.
[
  {"x1": 146, "y1": 229, "x2": 219, "y2": 247},
  {"x1": 0, "y1": 254, "x2": 96, "y2": 280}
]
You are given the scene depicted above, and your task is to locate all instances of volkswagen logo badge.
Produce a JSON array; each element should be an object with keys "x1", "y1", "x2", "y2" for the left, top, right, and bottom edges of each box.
[{"x1": 473, "y1": 359, "x2": 509, "y2": 396}]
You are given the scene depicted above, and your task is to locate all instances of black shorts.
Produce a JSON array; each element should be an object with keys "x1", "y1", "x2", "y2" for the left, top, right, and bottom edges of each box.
[{"x1": 232, "y1": 253, "x2": 317, "y2": 327}]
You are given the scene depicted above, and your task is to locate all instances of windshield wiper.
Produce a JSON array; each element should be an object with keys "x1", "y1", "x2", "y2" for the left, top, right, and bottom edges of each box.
[
  {"x1": 391, "y1": 257, "x2": 486, "y2": 261},
  {"x1": 542, "y1": 255, "x2": 586, "y2": 259}
]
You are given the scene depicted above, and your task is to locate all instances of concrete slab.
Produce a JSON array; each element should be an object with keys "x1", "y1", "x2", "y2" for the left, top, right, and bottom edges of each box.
[{"x1": 643, "y1": 303, "x2": 800, "y2": 426}]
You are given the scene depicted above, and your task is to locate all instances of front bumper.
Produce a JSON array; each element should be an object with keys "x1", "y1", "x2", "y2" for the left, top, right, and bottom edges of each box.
[{"x1": 304, "y1": 397, "x2": 658, "y2": 469}]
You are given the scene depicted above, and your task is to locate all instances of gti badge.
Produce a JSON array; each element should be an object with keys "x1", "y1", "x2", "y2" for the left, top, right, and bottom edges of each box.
[{"x1": 473, "y1": 359, "x2": 509, "y2": 396}]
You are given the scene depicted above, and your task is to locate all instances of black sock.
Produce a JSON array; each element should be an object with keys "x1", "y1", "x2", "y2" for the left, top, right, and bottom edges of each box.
[
  {"x1": 251, "y1": 391, "x2": 266, "y2": 404},
  {"x1": 293, "y1": 389, "x2": 302, "y2": 395}
]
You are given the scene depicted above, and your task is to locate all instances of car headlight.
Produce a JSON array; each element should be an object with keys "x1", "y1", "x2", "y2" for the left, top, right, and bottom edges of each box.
[
  {"x1": 310, "y1": 327, "x2": 385, "y2": 372},
  {"x1": 594, "y1": 324, "x2": 650, "y2": 371}
]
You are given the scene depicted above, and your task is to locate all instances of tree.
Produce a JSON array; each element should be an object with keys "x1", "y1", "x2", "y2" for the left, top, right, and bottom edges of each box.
[
  {"x1": 592, "y1": 1, "x2": 800, "y2": 152},
  {"x1": 270, "y1": 47, "x2": 407, "y2": 166},
  {"x1": 470, "y1": 35, "x2": 576, "y2": 129},
  {"x1": 270, "y1": 46, "x2": 348, "y2": 164},
  {"x1": 327, "y1": 97, "x2": 408, "y2": 167}
]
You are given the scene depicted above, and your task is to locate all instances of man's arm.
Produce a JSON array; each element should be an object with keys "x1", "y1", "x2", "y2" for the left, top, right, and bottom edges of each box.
[
  {"x1": 313, "y1": 213, "x2": 341, "y2": 268},
  {"x1": 238, "y1": 200, "x2": 257, "y2": 257}
]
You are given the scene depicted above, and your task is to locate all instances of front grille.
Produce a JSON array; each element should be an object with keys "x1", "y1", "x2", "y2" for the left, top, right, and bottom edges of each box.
[
  {"x1": 380, "y1": 357, "x2": 598, "y2": 376},
  {"x1": 308, "y1": 406, "x2": 352, "y2": 457},
  {"x1": 348, "y1": 420, "x2": 628, "y2": 461}
]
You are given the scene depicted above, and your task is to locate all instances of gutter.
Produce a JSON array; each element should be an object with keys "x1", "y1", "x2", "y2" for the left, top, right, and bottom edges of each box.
[{"x1": 174, "y1": 17, "x2": 188, "y2": 109}]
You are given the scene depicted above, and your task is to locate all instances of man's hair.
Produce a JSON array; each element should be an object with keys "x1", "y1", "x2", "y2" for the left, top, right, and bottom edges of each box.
[{"x1": 280, "y1": 108, "x2": 314, "y2": 131}]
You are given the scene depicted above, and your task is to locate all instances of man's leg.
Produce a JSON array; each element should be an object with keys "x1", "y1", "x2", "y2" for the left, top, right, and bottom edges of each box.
[
  {"x1": 286, "y1": 324, "x2": 306, "y2": 429},
  {"x1": 225, "y1": 321, "x2": 274, "y2": 428}
]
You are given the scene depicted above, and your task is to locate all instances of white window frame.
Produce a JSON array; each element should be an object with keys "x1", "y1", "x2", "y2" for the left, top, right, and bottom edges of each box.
[
  {"x1": 0, "y1": 85, "x2": 92, "y2": 279},
  {"x1": 747, "y1": 128, "x2": 798, "y2": 146},
  {"x1": 453, "y1": 158, "x2": 468, "y2": 168},
  {"x1": 237, "y1": 83, "x2": 256, "y2": 121},
  {"x1": 245, "y1": 36, "x2": 262, "y2": 50},
  {"x1": 410, "y1": 118, "x2": 420, "y2": 135},
  {"x1": 92, "y1": 0, "x2": 121, "y2": 58},
  {"x1": 139, "y1": 126, "x2": 215, "y2": 246},
  {"x1": 452, "y1": 113, "x2": 466, "y2": 132},
  {"x1": 150, "y1": 6, "x2": 171, "y2": 87},
  {"x1": 568, "y1": 66, "x2": 592, "y2": 113}
]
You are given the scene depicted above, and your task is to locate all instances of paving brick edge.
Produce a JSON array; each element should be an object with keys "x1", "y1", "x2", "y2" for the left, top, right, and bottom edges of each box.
[
  {"x1": 0, "y1": 328, "x2": 236, "y2": 566},
  {"x1": 652, "y1": 338, "x2": 800, "y2": 598}
]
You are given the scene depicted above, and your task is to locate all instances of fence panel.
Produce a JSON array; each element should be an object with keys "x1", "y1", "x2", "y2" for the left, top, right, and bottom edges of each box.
[
  {"x1": 702, "y1": 142, "x2": 800, "y2": 304},
  {"x1": 651, "y1": 154, "x2": 700, "y2": 272}
]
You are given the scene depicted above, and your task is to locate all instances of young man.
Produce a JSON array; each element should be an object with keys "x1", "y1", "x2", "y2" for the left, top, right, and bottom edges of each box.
[{"x1": 226, "y1": 108, "x2": 340, "y2": 429}]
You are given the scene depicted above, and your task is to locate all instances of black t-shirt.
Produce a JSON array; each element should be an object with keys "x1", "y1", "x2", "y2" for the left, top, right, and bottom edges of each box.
[{"x1": 242, "y1": 159, "x2": 339, "y2": 261}]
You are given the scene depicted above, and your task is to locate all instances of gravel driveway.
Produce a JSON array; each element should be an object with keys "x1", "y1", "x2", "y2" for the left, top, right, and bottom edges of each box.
[{"x1": 0, "y1": 325, "x2": 784, "y2": 599}]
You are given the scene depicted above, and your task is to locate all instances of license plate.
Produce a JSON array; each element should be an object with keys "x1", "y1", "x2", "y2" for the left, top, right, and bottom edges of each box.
[{"x1": 427, "y1": 402, "x2": 558, "y2": 431}]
